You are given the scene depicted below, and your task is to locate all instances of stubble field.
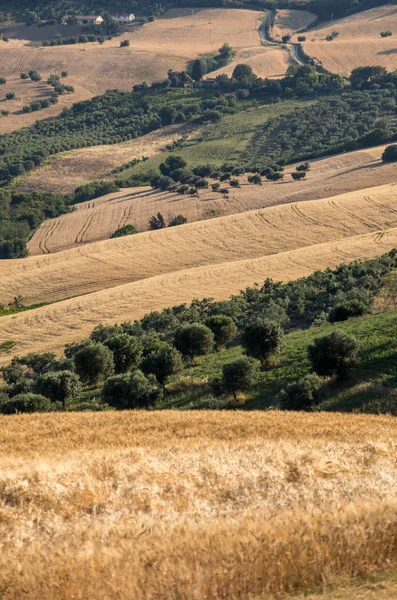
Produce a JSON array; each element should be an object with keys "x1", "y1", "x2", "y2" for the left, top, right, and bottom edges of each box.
[
  {"x1": 2, "y1": 410, "x2": 397, "y2": 599},
  {"x1": 26, "y1": 145, "x2": 397, "y2": 254},
  {"x1": 299, "y1": 5, "x2": 397, "y2": 75}
]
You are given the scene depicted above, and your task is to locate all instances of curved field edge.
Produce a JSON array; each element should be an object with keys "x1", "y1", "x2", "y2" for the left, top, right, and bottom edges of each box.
[
  {"x1": 2, "y1": 410, "x2": 397, "y2": 599},
  {"x1": 0, "y1": 226, "x2": 396, "y2": 361},
  {"x1": 1, "y1": 182, "x2": 396, "y2": 306},
  {"x1": 26, "y1": 144, "x2": 396, "y2": 256}
]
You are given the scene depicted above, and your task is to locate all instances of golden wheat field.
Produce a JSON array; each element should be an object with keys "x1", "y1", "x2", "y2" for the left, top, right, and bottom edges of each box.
[
  {"x1": 1, "y1": 225, "x2": 397, "y2": 361},
  {"x1": 0, "y1": 181, "x2": 394, "y2": 306},
  {"x1": 272, "y1": 9, "x2": 317, "y2": 41},
  {"x1": 299, "y1": 5, "x2": 397, "y2": 75},
  {"x1": 1, "y1": 410, "x2": 397, "y2": 599},
  {"x1": 25, "y1": 145, "x2": 397, "y2": 254}
]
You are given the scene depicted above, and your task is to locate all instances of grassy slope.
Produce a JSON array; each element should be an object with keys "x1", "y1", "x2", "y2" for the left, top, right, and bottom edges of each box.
[
  {"x1": 118, "y1": 100, "x2": 314, "y2": 178},
  {"x1": 161, "y1": 307, "x2": 397, "y2": 412}
]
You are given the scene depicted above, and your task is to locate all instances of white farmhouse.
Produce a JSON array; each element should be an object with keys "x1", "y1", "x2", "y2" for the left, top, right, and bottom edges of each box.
[{"x1": 112, "y1": 13, "x2": 135, "y2": 23}]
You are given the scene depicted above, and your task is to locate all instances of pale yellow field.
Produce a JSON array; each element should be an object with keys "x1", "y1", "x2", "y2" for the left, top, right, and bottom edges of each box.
[
  {"x1": 273, "y1": 8, "x2": 317, "y2": 41},
  {"x1": 299, "y1": 5, "x2": 397, "y2": 75},
  {"x1": 0, "y1": 217, "x2": 396, "y2": 360},
  {"x1": 27, "y1": 145, "x2": 397, "y2": 255},
  {"x1": 0, "y1": 8, "x2": 291, "y2": 133},
  {"x1": 19, "y1": 123, "x2": 198, "y2": 195},
  {"x1": 2, "y1": 410, "x2": 397, "y2": 599}
]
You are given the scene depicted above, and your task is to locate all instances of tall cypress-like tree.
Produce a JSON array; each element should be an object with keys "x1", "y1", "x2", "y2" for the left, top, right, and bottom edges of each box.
[{"x1": 191, "y1": 59, "x2": 204, "y2": 82}]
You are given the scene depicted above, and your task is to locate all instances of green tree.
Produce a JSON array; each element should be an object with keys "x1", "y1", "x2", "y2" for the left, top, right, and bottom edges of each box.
[
  {"x1": 222, "y1": 356, "x2": 259, "y2": 398},
  {"x1": 308, "y1": 330, "x2": 358, "y2": 378},
  {"x1": 103, "y1": 334, "x2": 142, "y2": 374},
  {"x1": 0, "y1": 393, "x2": 53, "y2": 414},
  {"x1": 241, "y1": 319, "x2": 283, "y2": 364},
  {"x1": 191, "y1": 58, "x2": 204, "y2": 81},
  {"x1": 382, "y1": 145, "x2": 397, "y2": 163},
  {"x1": 148, "y1": 212, "x2": 166, "y2": 230},
  {"x1": 159, "y1": 155, "x2": 187, "y2": 176},
  {"x1": 205, "y1": 315, "x2": 237, "y2": 350},
  {"x1": 232, "y1": 63, "x2": 254, "y2": 82},
  {"x1": 74, "y1": 342, "x2": 114, "y2": 385},
  {"x1": 141, "y1": 343, "x2": 184, "y2": 385},
  {"x1": 102, "y1": 369, "x2": 160, "y2": 409},
  {"x1": 174, "y1": 323, "x2": 214, "y2": 359},
  {"x1": 35, "y1": 370, "x2": 81, "y2": 409},
  {"x1": 168, "y1": 215, "x2": 187, "y2": 227},
  {"x1": 111, "y1": 224, "x2": 139, "y2": 238}
]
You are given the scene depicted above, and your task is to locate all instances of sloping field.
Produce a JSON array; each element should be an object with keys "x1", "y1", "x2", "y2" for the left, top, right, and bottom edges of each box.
[
  {"x1": 272, "y1": 9, "x2": 317, "y2": 41},
  {"x1": 28, "y1": 145, "x2": 397, "y2": 255},
  {"x1": 1, "y1": 190, "x2": 397, "y2": 359},
  {"x1": 2, "y1": 411, "x2": 397, "y2": 599},
  {"x1": 207, "y1": 45, "x2": 293, "y2": 79},
  {"x1": 3, "y1": 182, "x2": 396, "y2": 304},
  {"x1": 299, "y1": 5, "x2": 397, "y2": 75},
  {"x1": 0, "y1": 8, "x2": 290, "y2": 134},
  {"x1": 19, "y1": 123, "x2": 197, "y2": 194}
]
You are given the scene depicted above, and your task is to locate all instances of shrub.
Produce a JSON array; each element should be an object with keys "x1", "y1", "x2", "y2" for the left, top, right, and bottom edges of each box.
[
  {"x1": 0, "y1": 393, "x2": 53, "y2": 414},
  {"x1": 380, "y1": 31, "x2": 392, "y2": 37},
  {"x1": 382, "y1": 145, "x2": 397, "y2": 163},
  {"x1": 168, "y1": 215, "x2": 187, "y2": 227},
  {"x1": 308, "y1": 330, "x2": 358, "y2": 378},
  {"x1": 120, "y1": 39, "x2": 130, "y2": 47},
  {"x1": 74, "y1": 342, "x2": 114, "y2": 384},
  {"x1": 20, "y1": 73, "x2": 29, "y2": 80},
  {"x1": 328, "y1": 299, "x2": 367, "y2": 322},
  {"x1": 103, "y1": 334, "x2": 142, "y2": 374},
  {"x1": 248, "y1": 174, "x2": 262, "y2": 185},
  {"x1": 297, "y1": 36, "x2": 306, "y2": 42},
  {"x1": 111, "y1": 224, "x2": 139, "y2": 238},
  {"x1": 141, "y1": 343, "x2": 184, "y2": 385},
  {"x1": 205, "y1": 315, "x2": 237, "y2": 350},
  {"x1": 5, "y1": 92, "x2": 15, "y2": 100},
  {"x1": 279, "y1": 374, "x2": 323, "y2": 411},
  {"x1": 101, "y1": 369, "x2": 160, "y2": 409},
  {"x1": 174, "y1": 323, "x2": 214, "y2": 359},
  {"x1": 222, "y1": 356, "x2": 260, "y2": 398},
  {"x1": 291, "y1": 171, "x2": 306, "y2": 180},
  {"x1": 241, "y1": 319, "x2": 283, "y2": 364},
  {"x1": 0, "y1": 77, "x2": 6, "y2": 85}
]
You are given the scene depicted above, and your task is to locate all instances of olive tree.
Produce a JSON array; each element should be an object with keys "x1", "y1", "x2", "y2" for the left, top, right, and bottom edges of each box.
[{"x1": 308, "y1": 330, "x2": 358, "y2": 378}]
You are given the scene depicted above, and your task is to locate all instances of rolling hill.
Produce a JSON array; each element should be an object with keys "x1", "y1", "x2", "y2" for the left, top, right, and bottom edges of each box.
[
  {"x1": 26, "y1": 145, "x2": 397, "y2": 255},
  {"x1": 299, "y1": 5, "x2": 397, "y2": 75},
  {"x1": 0, "y1": 184, "x2": 397, "y2": 360}
]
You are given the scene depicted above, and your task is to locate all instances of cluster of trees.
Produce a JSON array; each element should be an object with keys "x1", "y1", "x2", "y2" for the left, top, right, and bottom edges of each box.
[
  {"x1": 189, "y1": 43, "x2": 235, "y2": 81},
  {"x1": 246, "y1": 86, "x2": 397, "y2": 167},
  {"x1": 1, "y1": 250, "x2": 395, "y2": 412},
  {"x1": 42, "y1": 34, "x2": 110, "y2": 46},
  {"x1": 0, "y1": 189, "x2": 67, "y2": 258}
]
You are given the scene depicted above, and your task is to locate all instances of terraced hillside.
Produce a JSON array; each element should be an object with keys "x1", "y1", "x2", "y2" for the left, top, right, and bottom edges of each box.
[
  {"x1": 28, "y1": 145, "x2": 397, "y2": 255},
  {"x1": 0, "y1": 184, "x2": 396, "y2": 360},
  {"x1": 299, "y1": 5, "x2": 397, "y2": 75}
]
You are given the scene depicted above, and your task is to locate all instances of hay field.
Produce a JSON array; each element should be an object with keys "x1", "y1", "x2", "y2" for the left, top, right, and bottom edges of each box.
[
  {"x1": 19, "y1": 123, "x2": 197, "y2": 194},
  {"x1": 299, "y1": 5, "x2": 397, "y2": 75},
  {"x1": 2, "y1": 410, "x2": 397, "y2": 599},
  {"x1": 272, "y1": 9, "x2": 317, "y2": 41},
  {"x1": 1, "y1": 223, "x2": 397, "y2": 360},
  {"x1": 0, "y1": 182, "x2": 394, "y2": 304},
  {"x1": 0, "y1": 9, "x2": 290, "y2": 133},
  {"x1": 27, "y1": 145, "x2": 397, "y2": 255}
]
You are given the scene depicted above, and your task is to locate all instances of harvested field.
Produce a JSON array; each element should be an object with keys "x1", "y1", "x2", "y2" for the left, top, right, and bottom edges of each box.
[
  {"x1": 2, "y1": 410, "x2": 397, "y2": 599},
  {"x1": 207, "y1": 45, "x2": 294, "y2": 79},
  {"x1": 19, "y1": 123, "x2": 198, "y2": 194},
  {"x1": 27, "y1": 145, "x2": 397, "y2": 254},
  {"x1": 0, "y1": 8, "x2": 288, "y2": 133},
  {"x1": 299, "y1": 5, "x2": 397, "y2": 75},
  {"x1": 272, "y1": 9, "x2": 317, "y2": 41},
  {"x1": 2, "y1": 182, "x2": 396, "y2": 304},
  {"x1": 1, "y1": 207, "x2": 397, "y2": 359}
]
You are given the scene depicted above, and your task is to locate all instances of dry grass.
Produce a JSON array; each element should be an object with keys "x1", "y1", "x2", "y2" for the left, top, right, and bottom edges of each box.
[
  {"x1": 19, "y1": 123, "x2": 198, "y2": 194},
  {"x1": 299, "y1": 5, "x2": 397, "y2": 76},
  {"x1": 1, "y1": 224, "x2": 397, "y2": 361},
  {"x1": 1, "y1": 410, "x2": 397, "y2": 599},
  {"x1": 26, "y1": 144, "x2": 396, "y2": 254},
  {"x1": 0, "y1": 8, "x2": 288, "y2": 133},
  {"x1": 273, "y1": 9, "x2": 317, "y2": 41}
]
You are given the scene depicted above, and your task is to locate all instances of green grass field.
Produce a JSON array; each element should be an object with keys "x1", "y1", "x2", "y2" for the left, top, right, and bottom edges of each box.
[{"x1": 118, "y1": 99, "x2": 313, "y2": 180}]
